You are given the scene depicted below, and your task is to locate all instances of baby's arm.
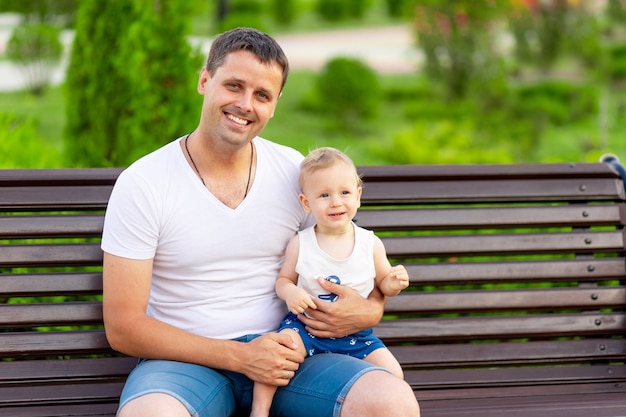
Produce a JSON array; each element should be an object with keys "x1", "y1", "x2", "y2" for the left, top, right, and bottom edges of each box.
[
  {"x1": 276, "y1": 235, "x2": 317, "y2": 314},
  {"x1": 373, "y1": 236, "x2": 409, "y2": 297}
]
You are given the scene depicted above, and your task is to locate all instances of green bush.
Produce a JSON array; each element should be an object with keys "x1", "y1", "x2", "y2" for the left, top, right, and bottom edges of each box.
[
  {"x1": 0, "y1": 113, "x2": 61, "y2": 168},
  {"x1": 315, "y1": 0, "x2": 349, "y2": 21},
  {"x1": 271, "y1": 0, "x2": 296, "y2": 25},
  {"x1": 312, "y1": 57, "x2": 381, "y2": 129},
  {"x1": 219, "y1": 0, "x2": 266, "y2": 32},
  {"x1": 513, "y1": 81, "x2": 598, "y2": 125},
  {"x1": 604, "y1": 43, "x2": 626, "y2": 82},
  {"x1": 371, "y1": 119, "x2": 514, "y2": 164},
  {"x1": 385, "y1": 0, "x2": 411, "y2": 18}
]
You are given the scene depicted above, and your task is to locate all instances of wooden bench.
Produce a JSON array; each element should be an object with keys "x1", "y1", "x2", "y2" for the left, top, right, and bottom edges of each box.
[{"x1": 1, "y1": 161, "x2": 625, "y2": 417}]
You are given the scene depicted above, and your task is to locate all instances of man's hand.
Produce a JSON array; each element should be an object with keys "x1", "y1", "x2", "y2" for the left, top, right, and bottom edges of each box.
[
  {"x1": 238, "y1": 333, "x2": 304, "y2": 386},
  {"x1": 297, "y1": 277, "x2": 385, "y2": 338}
]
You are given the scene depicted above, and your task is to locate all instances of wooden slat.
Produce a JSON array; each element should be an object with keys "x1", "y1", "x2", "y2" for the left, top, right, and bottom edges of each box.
[
  {"x1": 418, "y1": 390, "x2": 626, "y2": 417},
  {"x1": 0, "y1": 382, "x2": 124, "y2": 406},
  {"x1": 356, "y1": 204, "x2": 626, "y2": 230},
  {"x1": 0, "y1": 403, "x2": 118, "y2": 417},
  {"x1": 0, "y1": 330, "x2": 112, "y2": 357},
  {"x1": 385, "y1": 287, "x2": 626, "y2": 314},
  {"x1": 0, "y1": 215, "x2": 104, "y2": 239},
  {"x1": 405, "y1": 258, "x2": 626, "y2": 285},
  {"x1": 390, "y1": 339, "x2": 626, "y2": 368},
  {"x1": 375, "y1": 312, "x2": 626, "y2": 342},
  {"x1": 358, "y1": 162, "x2": 623, "y2": 181},
  {"x1": 0, "y1": 302, "x2": 103, "y2": 327},
  {"x1": 0, "y1": 272, "x2": 103, "y2": 297},
  {"x1": 0, "y1": 243, "x2": 103, "y2": 267},
  {"x1": 0, "y1": 186, "x2": 114, "y2": 210},
  {"x1": 0, "y1": 357, "x2": 136, "y2": 382},
  {"x1": 383, "y1": 230, "x2": 626, "y2": 258},
  {"x1": 405, "y1": 364, "x2": 626, "y2": 389},
  {"x1": 0, "y1": 168, "x2": 122, "y2": 186},
  {"x1": 361, "y1": 179, "x2": 624, "y2": 204}
]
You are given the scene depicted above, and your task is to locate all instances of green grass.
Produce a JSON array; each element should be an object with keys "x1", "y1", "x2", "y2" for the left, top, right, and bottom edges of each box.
[{"x1": 0, "y1": 87, "x2": 65, "y2": 152}]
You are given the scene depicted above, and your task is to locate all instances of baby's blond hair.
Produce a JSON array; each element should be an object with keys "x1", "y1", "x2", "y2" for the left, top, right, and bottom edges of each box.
[{"x1": 299, "y1": 147, "x2": 362, "y2": 191}]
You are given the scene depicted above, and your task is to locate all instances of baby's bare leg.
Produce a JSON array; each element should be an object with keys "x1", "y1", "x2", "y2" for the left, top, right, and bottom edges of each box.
[
  {"x1": 250, "y1": 329, "x2": 306, "y2": 417},
  {"x1": 364, "y1": 347, "x2": 404, "y2": 378}
]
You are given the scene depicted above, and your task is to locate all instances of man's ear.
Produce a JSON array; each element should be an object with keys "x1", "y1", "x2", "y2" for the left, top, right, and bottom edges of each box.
[{"x1": 197, "y1": 67, "x2": 210, "y2": 94}]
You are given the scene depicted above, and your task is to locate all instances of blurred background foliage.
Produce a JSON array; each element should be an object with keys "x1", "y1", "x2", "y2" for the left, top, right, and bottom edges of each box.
[{"x1": 0, "y1": 0, "x2": 625, "y2": 167}]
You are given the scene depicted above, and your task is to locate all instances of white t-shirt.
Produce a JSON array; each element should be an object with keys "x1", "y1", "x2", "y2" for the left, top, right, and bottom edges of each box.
[
  {"x1": 296, "y1": 223, "x2": 376, "y2": 300},
  {"x1": 101, "y1": 136, "x2": 311, "y2": 339}
]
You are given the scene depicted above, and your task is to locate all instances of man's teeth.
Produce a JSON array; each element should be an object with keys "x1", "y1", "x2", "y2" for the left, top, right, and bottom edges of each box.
[{"x1": 227, "y1": 114, "x2": 248, "y2": 126}]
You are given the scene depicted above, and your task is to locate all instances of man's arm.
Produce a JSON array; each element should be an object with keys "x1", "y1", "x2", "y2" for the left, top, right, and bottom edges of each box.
[
  {"x1": 297, "y1": 277, "x2": 385, "y2": 338},
  {"x1": 102, "y1": 252, "x2": 303, "y2": 385}
]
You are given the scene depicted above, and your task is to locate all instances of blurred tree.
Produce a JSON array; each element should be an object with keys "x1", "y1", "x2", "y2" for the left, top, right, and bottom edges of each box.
[
  {"x1": 509, "y1": 0, "x2": 601, "y2": 73},
  {"x1": 412, "y1": 0, "x2": 510, "y2": 99},
  {"x1": 0, "y1": 0, "x2": 77, "y2": 25},
  {"x1": 64, "y1": 0, "x2": 202, "y2": 167},
  {"x1": 272, "y1": 0, "x2": 297, "y2": 26},
  {"x1": 6, "y1": 23, "x2": 63, "y2": 96},
  {"x1": 218, "y1": 0, "x2": 265, "y2": 32}
]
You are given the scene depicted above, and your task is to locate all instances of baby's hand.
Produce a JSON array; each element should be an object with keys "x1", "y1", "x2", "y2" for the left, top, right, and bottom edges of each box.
[
  {"x1": 386, "y1": 265, "x2": 409, "y2": 292},
  {"x1": 285, "y1": 287, "x2": 317, "y2": 315}
]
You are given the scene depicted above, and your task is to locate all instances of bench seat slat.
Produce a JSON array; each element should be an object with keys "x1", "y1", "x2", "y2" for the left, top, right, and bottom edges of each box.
[
  {"x1": 405, "y1": 364, "x2": 626, "y2": 389},
  {"x1": 390, "y1": 339, "x2": 626, "y2": 368},
  {"x1": 0, "y1": 382, "x2": 123, "y2": 406},
  {"x1": 385, "y1": 287, "x2": 626, "y2": 314},
  {"x1": 406, "y1": 258, "x2": 626, "y2": 285},
  {"x1": 0, "y1": 404, "x2": 118, "y2": 417},
  {"x1": 383, "y1": 230, "x2": 625, "y2": 258},
  {"x1": 418, "y1": 390, "x2": 626, "y2": 417},
  {"x1": 356, "y1": 204, "x2": 626, "y2": 230},
  {"x1": 375, "y1": 312, "x2": 626, "y2": 342}
]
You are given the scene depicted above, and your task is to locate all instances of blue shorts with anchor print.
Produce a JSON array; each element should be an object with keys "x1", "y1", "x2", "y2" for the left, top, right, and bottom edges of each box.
[{"x1": 277, "y1": 312, "x2": 386, "y2": 359}]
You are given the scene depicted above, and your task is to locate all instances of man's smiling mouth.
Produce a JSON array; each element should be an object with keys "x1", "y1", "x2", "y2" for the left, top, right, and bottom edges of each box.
[{"x1": 227, "y1": 113, "x2": 250, "y2": 126}]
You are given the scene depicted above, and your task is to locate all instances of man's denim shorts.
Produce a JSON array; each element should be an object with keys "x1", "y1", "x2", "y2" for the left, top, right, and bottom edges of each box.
[{"x1": 117, "y1": 335, "x2": 383, "y2": 417}]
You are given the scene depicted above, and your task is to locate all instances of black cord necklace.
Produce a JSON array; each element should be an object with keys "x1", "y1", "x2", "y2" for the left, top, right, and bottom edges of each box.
[{"x1": 184, "y1": 132, "x2": 254, "y2": 199}]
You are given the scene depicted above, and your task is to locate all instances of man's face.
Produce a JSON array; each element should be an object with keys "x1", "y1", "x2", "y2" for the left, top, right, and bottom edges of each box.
[{"x1": 197, "y1": 49, "x2": 283, "y2": 147}]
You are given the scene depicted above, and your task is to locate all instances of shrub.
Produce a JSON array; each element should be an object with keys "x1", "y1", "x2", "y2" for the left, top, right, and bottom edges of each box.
[
  {"x1": 219, "y1": 0, "x2": 266, "y2": 32},
  {"x1": 371, "y1": 119, "x2": 514, "y2": 164},
  {"x1": 271, "y1": 0, "x2": 296, "y2": 25},
  {"x1": 315, "y1": 0, "x2": 349, "y2": 21},
  {"x1": 312, "y1": 57, "x2": 381, "y2": 130},
  {"x1": 0, "y1": 113, "x2": 61, "y2": 168}
]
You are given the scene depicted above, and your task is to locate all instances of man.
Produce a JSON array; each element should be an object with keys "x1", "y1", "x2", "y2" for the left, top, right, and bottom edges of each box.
[{"x1": 102, "y1": 27, "x2": 420, "y2": 417}]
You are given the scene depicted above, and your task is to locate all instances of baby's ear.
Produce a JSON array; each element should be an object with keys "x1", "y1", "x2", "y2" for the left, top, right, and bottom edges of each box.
[{"x1": 299, "y1": 194, "x2": 311, "y2": 212}]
